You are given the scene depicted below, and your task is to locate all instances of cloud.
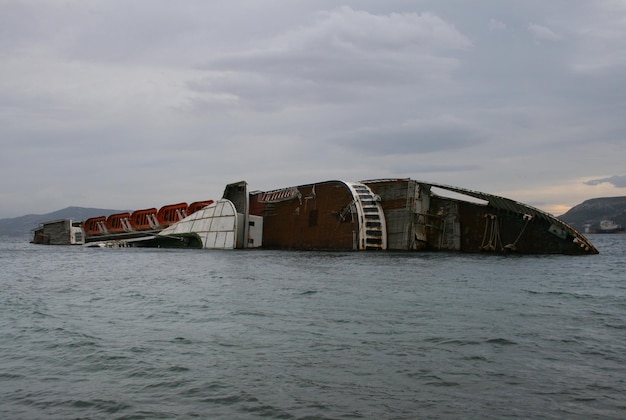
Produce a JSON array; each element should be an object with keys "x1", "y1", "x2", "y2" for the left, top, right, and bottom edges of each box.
[
  {"x1": 568, "y1": 0, "x2": 626, "y2": 73},
  {"x1": 488, "y1": 19, "x2": 506, "y2": 32},
  {"x1": 191, "y1": 6, "x2": 472, "y2": 111},
  {"x1": 584, "y1": 176, "x2": 626, "y2": 188},
  {"x1": 335, "y1": 116, "x2": 487, "y2": 156},
  {"x1": 528, "y1": 23, "x2": 563, "y2": 42},
  {"x1": 1, "y1": 1, "x2": 626, "y2": 219}
]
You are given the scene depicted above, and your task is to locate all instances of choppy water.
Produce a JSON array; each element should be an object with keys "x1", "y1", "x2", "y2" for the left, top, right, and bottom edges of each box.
[{"x1": 1, "y1": 235, "x2": 625, "y2": 419}]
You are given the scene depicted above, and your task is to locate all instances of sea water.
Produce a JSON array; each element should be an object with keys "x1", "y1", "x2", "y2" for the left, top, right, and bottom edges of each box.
[{"x1": 1, "y1": 234, "x2": 625, "y2": 419}]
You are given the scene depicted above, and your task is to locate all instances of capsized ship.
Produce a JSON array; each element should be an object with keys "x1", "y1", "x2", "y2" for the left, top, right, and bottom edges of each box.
[{"x1": 33, "y1": 178, "x2": 598, "y2": 254}]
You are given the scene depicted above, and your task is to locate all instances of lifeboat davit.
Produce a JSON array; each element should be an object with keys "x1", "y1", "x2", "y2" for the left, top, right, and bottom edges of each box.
[
  {"x1": 83, "y1": 216, "x2": 107, "y2": 236},
  {"x1": 187, "y1": 200, "x2": 214, "y2": 216},
  {"x1": 130, "y1": 208, "x2": 158, "y2": 231},
  {"x1": 157, "y1": 203, "x2": 188, "y2": 227},
  {"x1": 105, "y1": 212, "x2": 132, "y2": 234}
]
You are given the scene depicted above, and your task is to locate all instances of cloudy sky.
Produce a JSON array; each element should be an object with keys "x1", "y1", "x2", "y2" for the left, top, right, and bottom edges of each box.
[{"x1": 1, "y1": 0, "x2": 625, "y2": 218}]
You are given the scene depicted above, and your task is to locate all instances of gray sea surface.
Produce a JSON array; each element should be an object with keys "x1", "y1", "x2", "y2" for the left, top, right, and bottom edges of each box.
[{"x1": 1, "y1": 234, "x2": 625, "y2": 419}]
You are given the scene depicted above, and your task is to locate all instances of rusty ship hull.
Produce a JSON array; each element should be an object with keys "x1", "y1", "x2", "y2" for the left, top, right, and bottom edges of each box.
[
  {"x1": 247, "y1": 178, "x2": 596, "y2": 254},
  {"x1": 32, "y1": 178, "x2": 598, "y2": 255},
  {"x1": 364, "y1": 179, "x2": 595, "y2": 254}
]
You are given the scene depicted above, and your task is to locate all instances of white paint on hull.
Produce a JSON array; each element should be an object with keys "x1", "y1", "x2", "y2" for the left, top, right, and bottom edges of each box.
[{"x1": 158, "y1": 199, "x2": 238, "y2": 249}]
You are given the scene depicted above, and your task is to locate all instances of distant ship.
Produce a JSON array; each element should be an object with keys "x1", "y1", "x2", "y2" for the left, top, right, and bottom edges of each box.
[
  {"x1": 597, "y1": 219, "x2": 625, "y2": 234},
  {"x1": 32, "y1": 178, "x2": 599, "y2": 255}
]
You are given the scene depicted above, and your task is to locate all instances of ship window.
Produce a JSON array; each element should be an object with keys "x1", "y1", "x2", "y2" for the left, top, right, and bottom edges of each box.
[{"x1": 309, "y1": 210, "x2": 318, "y2": 227}]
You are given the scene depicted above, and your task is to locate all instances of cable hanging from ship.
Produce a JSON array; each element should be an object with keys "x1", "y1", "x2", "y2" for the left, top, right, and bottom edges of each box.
[
  {"x1": 503, "y1": 214, "x2": 534, "y2": 252},
  {"x1": 480, "y1": 213, "x2": 501, "y2": 252}
]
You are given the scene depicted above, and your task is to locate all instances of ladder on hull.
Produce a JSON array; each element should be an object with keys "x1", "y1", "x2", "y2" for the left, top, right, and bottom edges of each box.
[{"x1": 345, "y1": 182, "x2": 387, "y2": 250}]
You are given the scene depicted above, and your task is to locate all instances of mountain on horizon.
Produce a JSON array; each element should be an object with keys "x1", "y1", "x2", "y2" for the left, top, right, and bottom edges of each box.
[
  {"x1": 0, "y1": 206, "x2": 128, "y2": 237},
  {"x1": 559, "y1": 196, "x2": 626, "y2": 231}
]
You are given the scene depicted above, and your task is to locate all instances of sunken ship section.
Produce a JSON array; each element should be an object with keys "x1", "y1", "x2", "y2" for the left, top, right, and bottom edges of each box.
[
  {"x1": 248, "y1": 178, "x2": 596, "y2": 254},
  {"x1": 248, "y1": 181, "x2": 387, "y2": 250},
  {"x1": 32, "y1": 178, "x2": 598, "y2": 255},
  {"x1": 362, "y1": 179, "x2": 596, "y2": 254}
]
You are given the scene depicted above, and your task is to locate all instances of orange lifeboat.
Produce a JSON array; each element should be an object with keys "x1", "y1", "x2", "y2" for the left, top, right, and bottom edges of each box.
[
  {"x1": 157, "y1": 203, "x2": 188, "y2": 227},
  {"x1": 105, "y1": 212, "x2": 132, "y2": 234},
  {"x1": 130, "y1": 208, "x2": 158, "y2": 231},
  {"x1": 187, "y1": 200, "x2": 214, "y2": 216},
  {"x1": 83, "y1": 216, "x2": 107, "y2": 236}
]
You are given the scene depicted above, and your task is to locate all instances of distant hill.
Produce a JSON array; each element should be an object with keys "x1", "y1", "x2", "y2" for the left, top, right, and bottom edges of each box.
[
  {"x1": 0, "y1": 207, "x2": 127, "y2": 237},
  {"x1": 559, "y1": 196, "x2": 626, "y2": 232}
]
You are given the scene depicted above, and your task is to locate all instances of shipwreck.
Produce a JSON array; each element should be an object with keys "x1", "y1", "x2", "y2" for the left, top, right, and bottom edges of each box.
[{"x1": 32, "y1": 178, "x2": 598, "y2": 255}]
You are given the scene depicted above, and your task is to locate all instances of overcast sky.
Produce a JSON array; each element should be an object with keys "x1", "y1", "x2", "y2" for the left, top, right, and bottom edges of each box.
[{"x1": 1, "y1": 0, "x2": 625, "y2": 218}]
